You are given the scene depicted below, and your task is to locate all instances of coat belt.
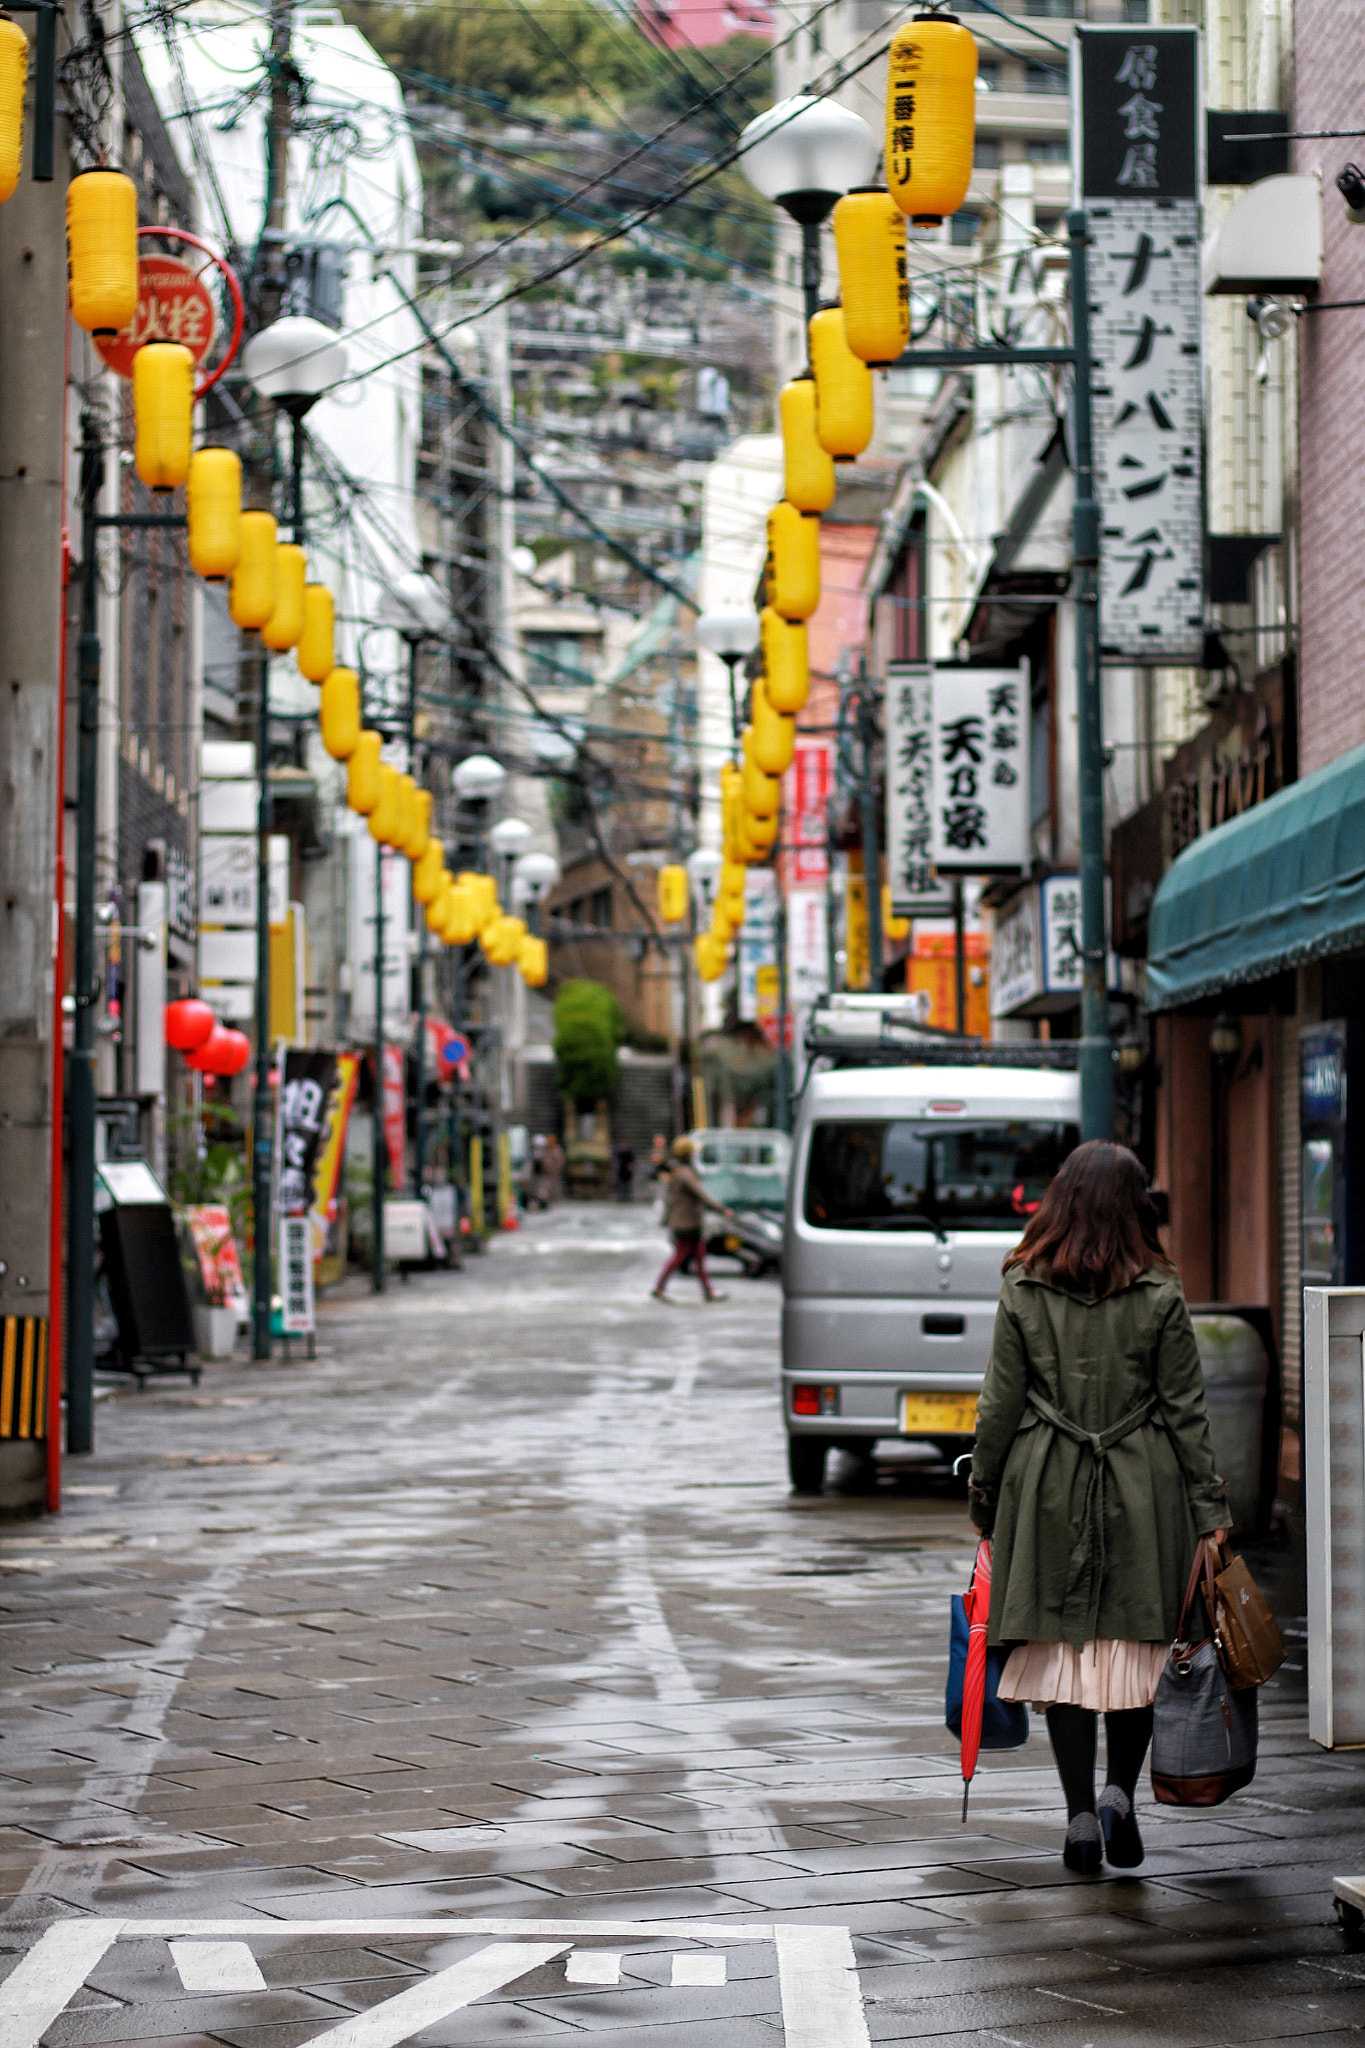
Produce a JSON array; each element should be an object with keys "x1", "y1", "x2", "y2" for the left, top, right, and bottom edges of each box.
[{"x1": 1025, "y1": 1388, "x2": 1160, "y2": 1640}]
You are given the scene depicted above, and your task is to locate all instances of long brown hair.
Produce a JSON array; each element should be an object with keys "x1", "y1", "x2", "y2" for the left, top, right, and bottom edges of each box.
[{"x1": 1003, "y1": 1138, "x2": 1171, "y2": 1295}]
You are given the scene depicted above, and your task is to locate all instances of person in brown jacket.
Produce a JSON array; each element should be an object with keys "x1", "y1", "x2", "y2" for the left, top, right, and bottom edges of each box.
[{"x1": 651, "y1": 1135, "x2": 735, "y2": 1303}]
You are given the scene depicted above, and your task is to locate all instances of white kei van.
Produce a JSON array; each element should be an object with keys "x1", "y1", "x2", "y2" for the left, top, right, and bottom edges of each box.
[{"x1": 781, "y1": 1044, "x2": 1081, "y2": 1492}]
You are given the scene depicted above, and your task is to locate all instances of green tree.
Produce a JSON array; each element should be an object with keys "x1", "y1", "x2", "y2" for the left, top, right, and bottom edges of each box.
[{"x1": 554, "y1": 978, "x2": 625, "y2": 1106}]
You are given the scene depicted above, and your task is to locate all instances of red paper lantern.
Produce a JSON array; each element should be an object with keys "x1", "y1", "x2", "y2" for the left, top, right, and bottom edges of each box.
[
  {"x1": 187, "y1": 1024, "x2": 251, "y2": 1076},
  {"x1": 164, "y1": 997, "x2": 215, "y2": 1052}
]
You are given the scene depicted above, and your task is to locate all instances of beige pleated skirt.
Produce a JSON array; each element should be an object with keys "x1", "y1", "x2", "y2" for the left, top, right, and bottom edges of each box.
[{"x1": 997, "y1": 1637, "x2": 1167, "y2": 1711}]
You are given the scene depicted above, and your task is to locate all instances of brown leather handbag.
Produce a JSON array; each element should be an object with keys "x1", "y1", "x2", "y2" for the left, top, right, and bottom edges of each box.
[{"x1": 1210, "y1": 1543, "x2": 1286, "y2": 1691}]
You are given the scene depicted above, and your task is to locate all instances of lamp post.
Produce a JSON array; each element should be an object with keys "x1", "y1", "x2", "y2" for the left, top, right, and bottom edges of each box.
[
  {"x1": 379, "y1": 570, "x2": 449, "y2": 1196},
  {"x1": 694, "y1": 608, "x2": 760, "y2": 754},
  {"x1": 737, "y1": 94, "x2": 879, "y2": 325},
  {"x1": 513, "y1": 851, "x2": 560, "y2": 936},
  {"x1": 241, "y1": 313, "x2": 347, "y2": 1358}
]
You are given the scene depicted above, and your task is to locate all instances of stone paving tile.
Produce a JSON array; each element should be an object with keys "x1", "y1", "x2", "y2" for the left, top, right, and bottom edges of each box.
[{"x1": 1, "y1": 1210, "x2": 1362, "y2": 2047}]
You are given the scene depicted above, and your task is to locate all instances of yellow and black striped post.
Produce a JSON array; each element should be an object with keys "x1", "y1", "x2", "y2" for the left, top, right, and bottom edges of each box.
[{"x1": 0, "y1": 1317, "x2": 49, "y2": 1441}]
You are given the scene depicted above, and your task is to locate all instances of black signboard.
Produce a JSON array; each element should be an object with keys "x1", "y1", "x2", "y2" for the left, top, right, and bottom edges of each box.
[
  {"x1": 276, "y1": 1048, "x2": 338, "y2": 1218},
  {"x1": 1078, "y1": 26, "x2": 1199, "y2": 203}
]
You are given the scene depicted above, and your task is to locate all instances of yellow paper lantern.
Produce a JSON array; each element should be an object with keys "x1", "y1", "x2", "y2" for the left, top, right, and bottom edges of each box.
[
  {"x1": 368, "y1": 764, "x2": 402, "y2": 846},
  {"x1": 720, "y1": 858, "x2": 747, "y2": 918},
  {"x1": 186, "y1": 448, "x2": 241, "y2": 580},
  {"x1": 66, "y1": 169, "x2": 138, "y2": 335},
  {"x1": 743, "y1": 730, "x2": 780, "y2": 818},
  {"x1": 760, "y1": 606, "x2": 810, "y2": 715},
  {"x1": 746, "y1": 807, "x2": 779, "y2": 853},
  {"x1": 409, "y1": 785, "x2": 432, "y2": 862},
  {"x1": 780, "y1": 375, "x2": 836, "y2": 515},
  {"x1": 347, "y1": 729, "x2": 382, "y2": 812},
  {"x1": 297, "y1": 584, "x2": 335, "y2": 684},
  {"x1": 261, "y1": 543, "x2": 307, "y2": 651},
  {"x1": 0, "y1": 18, "x2": 27, "y2": 207},
  {"x1": 882, "y1": 882, "x2": 911, "y2": 942},
  {"x1": 485, "y1": 913, "x2": 526, "y2": 967},
  {"x1": 393, "y1": 774, "x2": 420, "y2": 860},
  {"x1": 766, "y1": 500, "x2": 820, "y2": 622},
  {"x1": 443, "y1": 881, "x2": 480, "y2": 947},
  {"x1": 458, "y1": 872, "x2": 500, "y2": 933},
  {"x1": 133, "y1": 341, "x2": 193, "y2": 492},
  {"x1": 229, "y1": 510, "x2": 278, "y2": 630},
  {"x1": 426, "y1": 877, "x2": 453, "y2": 937},
  {"x1": 833, "y1": 190, "x2": 910, "y2": 366},
  {"x1": 519, "y1": 933, "x2": 548, "y2": 987},
  {"x1": 751, "y1": 673, "x2": 797, "y2": 777},
  {"x1": 320, "y1": 665, "x2": 360, "y2": 761},
  {"x1": 809, "y1": 306, "x2": 874, "y2": 461},
  {"x1": 413, "y1": 834, "x2": 443, "y2": 905},
  {"x1": 695, "y1": 932, "x2": 726, "y2": 982},
  {"x1": 886, "y1": 13, "x2": 977, "y2": 226},
  {"x1": 657, "y1": 863, "x2": 689, "y2": 924}
]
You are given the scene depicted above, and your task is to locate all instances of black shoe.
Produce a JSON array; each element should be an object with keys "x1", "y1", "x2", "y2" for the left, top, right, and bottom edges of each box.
[
  {"x1": 1063, "y1": 1812, "x2": 1103, "y2": 1875},
  {"x1": 1098, "y1": 1785, "x2": 1144, "y2": 1868}
]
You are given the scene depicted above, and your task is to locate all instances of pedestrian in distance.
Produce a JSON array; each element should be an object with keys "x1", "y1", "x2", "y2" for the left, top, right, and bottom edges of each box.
[
  {"x1": 613, "y1": 1142, "x2": 636, "y2": 1203},
  {"x1": 968, "y1": 1139, "x2": 1229, "y2": 1876},
  {"x1": 540, "y1": 1132, "x2": 564, "y2": 1206},
  {"x1": 651, "y1": 1134, "x2": 735, "y2": 1304}
]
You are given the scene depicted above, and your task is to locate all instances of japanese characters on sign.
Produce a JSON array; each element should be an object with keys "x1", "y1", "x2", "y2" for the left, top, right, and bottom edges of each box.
[
  {"x1": 930, "y1": 664, "x2": 1031, "y2": 875},
  {"x1": 738, "y1": 868, "x2": 778, "y2": 1022},
  {"x1": 94, "y1": 255, "x2": 219, "y2": 380},
  {"x1": 991, "y1": 876, "x2": 1117, "y2": 1016},
  {"x1": 1077, "y1": 26, "x2": 1204, "y2": 663},
  {"x1": 885, "y1": 665, "x2": 950, "y2": 914},
  {"x1": 786, "y1": 739, "x2": 832, "y2": 885},
  {"x1": 274, "y1": 1048, "x2": 338, "y2": 1220},
  {"x1": 278, "y1": 1214, "x2": 315, "y2": 1336}
]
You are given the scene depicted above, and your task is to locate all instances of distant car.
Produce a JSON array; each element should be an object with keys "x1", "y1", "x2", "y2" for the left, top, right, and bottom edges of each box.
[{"x1": 690, "y1": 1127, "x2": 790, "y2": 1277}]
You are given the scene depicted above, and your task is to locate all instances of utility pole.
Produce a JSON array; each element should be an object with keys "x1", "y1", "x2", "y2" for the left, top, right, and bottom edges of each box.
[
  {"x1": 249, "y1": 0, "x2": 295, "y2": 1359},
  {"x1": 856, "y1": 670, "x2": 883, "y2": 989},
  {"x1": 1066, "y1": 209, "x2": 1113, "y2": 1141}
]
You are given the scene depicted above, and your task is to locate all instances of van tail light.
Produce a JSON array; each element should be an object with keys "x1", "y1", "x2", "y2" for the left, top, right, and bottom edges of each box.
[{"x1": 792, "y1": 1384, "x2": 839, "y2": 1416}]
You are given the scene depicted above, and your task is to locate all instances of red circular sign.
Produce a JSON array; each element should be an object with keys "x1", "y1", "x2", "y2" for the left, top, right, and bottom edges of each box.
[{"x1": 94, "y1": 254, "x2": 218, "y2": 380}]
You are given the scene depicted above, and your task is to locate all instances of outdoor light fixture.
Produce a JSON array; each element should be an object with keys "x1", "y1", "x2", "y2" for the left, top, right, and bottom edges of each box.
[
  {"x1": 530, "y1": 721, "x2": 579, "y2": 767},
  {"x1": 489, "y1": 816, "x2": 533, "y2": 857},
  {"x1": 66, "y1": 169, "x2": 138, "y2": 335},
  {"x1": 513, "y1": 850, "x2": 560, "y2": 898},
  {"x1": 242, "y1": 313, "x2": 348, "y2": 413},
  {"x1": 452, "y1": 753, "x2": 507, "y2": 801},
  {"x1": 1209, "y1": 1014, "x2": 1242, "y2": 1063},
  {"x1": 738, "y1": 93, "x2": 879, "y2": 324},
  {"x1": 186, "y1": 449, "x2": 242, "y2": 581},
  {"x1": 696, "y1": 606, "x2": 761, "y2": 748},
  {"x1": 884, "y1": 12, "x2": 978, "y2": 226},
  {"x1": 685, "y1": 846, "x2": 723, "y2": 889},
  {"x1": 833, "y1": 190, "x2": 911, "y2": 365},
  {"x1": 767, "y1": 500, "x2": 821, "y2": 621}
]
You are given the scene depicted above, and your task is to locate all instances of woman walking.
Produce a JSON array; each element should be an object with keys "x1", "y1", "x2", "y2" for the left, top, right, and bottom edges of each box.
[
  {"x1": 651, "y1": 1136, "x2": 735, "y2": 1304},
  {"x1": 969, "y1": 1141, "x2": 1229, "y2": 1875}
]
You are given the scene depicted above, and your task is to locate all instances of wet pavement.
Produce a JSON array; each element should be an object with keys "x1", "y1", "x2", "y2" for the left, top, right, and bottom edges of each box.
[{"x1": 1, "y1": 1203, "x2": 1362, "y2": 2047}]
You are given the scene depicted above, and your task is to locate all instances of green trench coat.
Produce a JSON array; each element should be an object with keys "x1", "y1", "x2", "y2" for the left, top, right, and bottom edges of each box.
[{"x1": 969, "y1": 1265, "x2": 1229, "y2": 1650}]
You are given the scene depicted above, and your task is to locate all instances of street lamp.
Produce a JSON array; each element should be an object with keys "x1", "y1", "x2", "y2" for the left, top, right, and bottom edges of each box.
[
  {"x1": 737, "y1": 94, "x2": 879, "y2": 323},
  {"x1": 513, "y1": 851, "x2": 560, "y2": 934},
  {"x1": 239, "y1": 313, "x2": 349, "y2": 1359},
  {"x1": 453, "y1": 753, "x2": 508, "y2": 803},
  {"x1": 489, "y1": 816, "x2": 533, "y2": 859},
  {"x1": 377, "y1": 570, "x2": 450, "y2": 1197},
  {"x1": 695, "y1": 607, "x2": 760, "y2": 752}
]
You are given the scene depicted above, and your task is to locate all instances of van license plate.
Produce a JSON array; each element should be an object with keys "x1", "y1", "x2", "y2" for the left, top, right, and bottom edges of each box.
[{"x1": 900, "y1": 1392, "x2": 978, "y2": 1436}]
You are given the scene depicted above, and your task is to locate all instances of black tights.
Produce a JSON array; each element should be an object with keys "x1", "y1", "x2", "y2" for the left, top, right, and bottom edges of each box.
[{"x1": 1045, "y1": 1704, "x2": 1154, "y2": 1821}]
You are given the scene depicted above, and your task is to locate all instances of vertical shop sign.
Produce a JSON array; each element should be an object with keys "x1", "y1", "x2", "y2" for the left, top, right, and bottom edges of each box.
[
  {"x1": 1078, "y1": 25, "x2": 1203, "y2": 662},
  {"x1": 787, "y1": 739, "x2": 831, "y2": 885},
  {"x1": 930, "y1": 665, "x2": 1030, "y2": 875},
  {"x1": 310, "y1": 1051, "x2": 361, "y2": 1262},
  {"x1": 885, "y1": 665, "x2": 950, "y2": 913},
  {"x1": 273, "y1": 1049, "x2": 337, "y2": 1220},
  {"x1": 382, "y1": 1043, "x2": 407, "y2": 1189},
  {"x1": 787, "y1": 887, "x2": 829, "y2": 1008},
  {"x1": 278, "y1": 1213, "x2": 315, "y2": 1336},
  {"x1": 738, "y1": 869, "x2": 778, "y2": 1022}
]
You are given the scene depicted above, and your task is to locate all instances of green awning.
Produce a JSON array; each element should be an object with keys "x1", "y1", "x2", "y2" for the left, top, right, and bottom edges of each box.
[{"x1": 1147, "y1": 739, "x2": 1365, "y2": 1009}]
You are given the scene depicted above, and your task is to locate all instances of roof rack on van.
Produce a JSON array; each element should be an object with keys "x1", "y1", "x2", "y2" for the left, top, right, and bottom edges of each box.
[{"x1": 804, "y1": 995, "x2": 1079, "y2": 1070}]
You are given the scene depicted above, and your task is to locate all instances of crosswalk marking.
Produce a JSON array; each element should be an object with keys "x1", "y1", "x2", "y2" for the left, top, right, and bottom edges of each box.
[
  {"x1": 565, "y1": 1950, "x2": 622, "y2": 1984},
  {"x1": 169, "y1": 1940, "x2": 267, "y2": 1993},
  {"x1": 300, "y1": 1942, "x2": 569, "y2": 2048},
  {"x1": 672, "y1": 1953, "x2": 727, "y2": 1986}
]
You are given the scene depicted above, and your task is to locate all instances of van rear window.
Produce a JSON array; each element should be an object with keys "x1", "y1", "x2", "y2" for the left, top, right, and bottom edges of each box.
[{"x1": 803, "y1": 1120, "x2": 1078, "y2": 1232}]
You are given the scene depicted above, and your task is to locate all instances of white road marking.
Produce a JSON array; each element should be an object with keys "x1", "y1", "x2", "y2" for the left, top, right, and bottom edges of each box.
[
  {"x1": 773, "y1": 1925, "x2": 871, "y2": 2048},
  {"x1": 0, "y1": 1920, "x2": 122, "y2": 2048},
  {"x1": 9, "y1": 1915, "x2": 868, "y2": 2048},
  {"x1": 672, "y1": 1952, "x2": 727, "y2": 1986},
  {"x1": 301, "y1": 1942, "x2": 568, "y2": 2047},
  {"x1": 170, "y1": 1940, "x2": 268, "y2": 1993},
  {"x1": 565, "y1": 1950, "x2": 622, "y2": 1984}
]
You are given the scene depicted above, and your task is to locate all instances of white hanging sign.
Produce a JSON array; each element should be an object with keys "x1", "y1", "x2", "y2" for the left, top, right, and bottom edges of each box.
[
  {"x1": 929, "y1": 664, "x2": 1031, "y2": 876},
  {"x1": 1077, "y1": 26, "x2": 1204, "y2": 663},
  {"x1": 885, "y1": 665, "x2": 952, "y2": 914},
  {"x1": 278, "y1": 1213, "x2": 315, "y2": 1336}
]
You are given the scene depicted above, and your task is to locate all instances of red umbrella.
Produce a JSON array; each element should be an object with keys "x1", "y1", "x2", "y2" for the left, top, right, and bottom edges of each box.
[{"x1": 959, "y1": 1535, "x2": 994, "y2": 1820}]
